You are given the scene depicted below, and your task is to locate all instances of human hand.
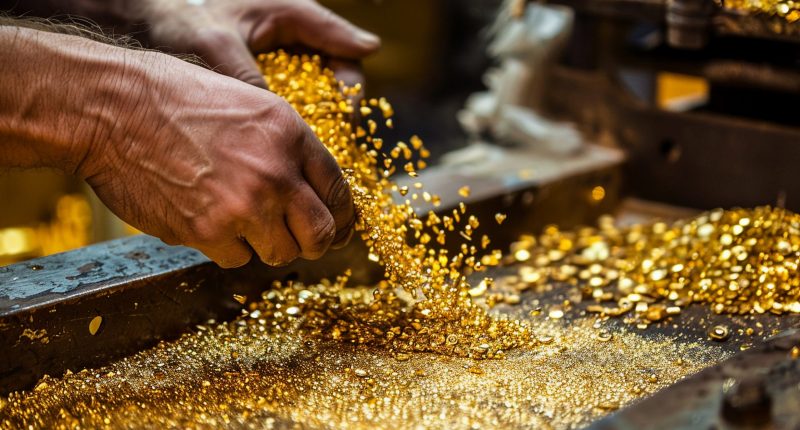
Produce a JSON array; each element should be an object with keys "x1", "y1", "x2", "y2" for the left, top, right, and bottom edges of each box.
[
  {"x1": 134, "y1": 0, "x2": 380, "y2": 88},
  {"x1": 78, "y1": 49, "x2": 355, "y2": 268}
]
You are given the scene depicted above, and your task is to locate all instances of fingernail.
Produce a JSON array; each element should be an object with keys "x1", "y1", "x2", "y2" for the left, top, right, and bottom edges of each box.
[{"x1": 355, "y1": 29, "x2": 380, "y2": 49}]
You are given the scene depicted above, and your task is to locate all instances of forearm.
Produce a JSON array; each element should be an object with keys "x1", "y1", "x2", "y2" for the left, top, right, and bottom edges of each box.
[{"x1": 0, "y1": 23, "x2": 157, "y2": 175}]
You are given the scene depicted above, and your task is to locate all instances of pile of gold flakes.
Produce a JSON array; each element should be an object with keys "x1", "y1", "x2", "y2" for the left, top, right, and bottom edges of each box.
[
  {"x1": 499, "y1": 206, "x2": 800, "y2": 327},
  {"x1": 717, "y1": 0, "x2": 800, "y2": 22},
  {"x1": 256, "y1": 51, "x2": 535, "y2": 358}
]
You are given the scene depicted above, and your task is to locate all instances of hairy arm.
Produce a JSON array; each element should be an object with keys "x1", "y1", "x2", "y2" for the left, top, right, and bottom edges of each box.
[{"x1": 0, "y1": 22, "x2": 146, "y2": 173}]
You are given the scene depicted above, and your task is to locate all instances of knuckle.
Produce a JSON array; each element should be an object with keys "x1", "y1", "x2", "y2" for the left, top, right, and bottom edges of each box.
[
  {"x1": 189, "y1": 219, "x2": 223, "y2": 244},
  {"x1": 262, "y1": 169, "x2": 299, "y2": 196},
  {"x1": 192, "y1": 229, "x2": 216, "y2": 245},
  {"x1": 226, "y1": 197, "x2": 256, "y2": 221},
  {"x1": 316, "y1": 6, "x2": 338, "y2": 27},
  {"x1": 303, "y1": 214, "x2": 336, "y2": 257},
  {"x1": 325, "y1": 174, "x2": 353, "y2": 215}
]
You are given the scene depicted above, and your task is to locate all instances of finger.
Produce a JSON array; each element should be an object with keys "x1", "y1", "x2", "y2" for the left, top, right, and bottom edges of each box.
[
  {"x1": 301, "y1": 134, "x2": 356, "y2": 249},
  {"x1": 190, "y1": 237, "x2": 253, "y2": 269},
  {"x1": 192, "y1": 27, "x2": 268, "y2": 89},
  {"x1": 243, "y1": 216, "x2": 301, "y2": 266},
  {"x1": 278, "y1": 2, "x2": 380, "y2": 59},
  {"x1": 286, "y1": 183, "x2": 336, "y2": 259}
]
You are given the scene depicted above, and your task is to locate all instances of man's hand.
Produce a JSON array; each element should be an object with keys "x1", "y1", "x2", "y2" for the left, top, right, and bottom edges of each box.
[
  {"x1": 0, "y1": 26, "x2": 355, "y2": 268},
  {"x1": 136, "y1": 0, "x2": 380, "y2": 88}
]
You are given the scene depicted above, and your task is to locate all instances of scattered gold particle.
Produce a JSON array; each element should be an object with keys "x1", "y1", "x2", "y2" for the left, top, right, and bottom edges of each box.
[
  {"x1": 514, "y1": 249, "x2": 531, "y2": 262},
  {"x1": 792, "y1": 346, "x2": 799, "y2": 359},
  {"x1": 458, "y1": 186, "x2": 471, "y2": 198},
  {"x1": 595, "y1": 330, "x2": 613, "y2": 342},
  {"x1": 232, "y1": 294, "x2": 247, "y2": 305},
  {"x1": 590, "y1": 186, "x2": 606, "y2": 202},
  {"x1": 88, "y1": 316, "x2": 103, "y2": 336},
  {"x1": 709, "y1": 325, "x2": 731, "y2": 342},
  {"x1": 466, "y1": 365, "x2": 484, "y2": 375},
  {"x1": 495, "y1": 213, "x2": 507, "y2": 225}
]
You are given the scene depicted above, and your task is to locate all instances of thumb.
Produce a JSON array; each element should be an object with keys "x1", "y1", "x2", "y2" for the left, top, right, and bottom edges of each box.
[
  {"x1": 284, "y1": 2, "x2": 381, "y2": 59},
  {"x1": 193, "y1": 27, "x2": 268, "y2": 89}
]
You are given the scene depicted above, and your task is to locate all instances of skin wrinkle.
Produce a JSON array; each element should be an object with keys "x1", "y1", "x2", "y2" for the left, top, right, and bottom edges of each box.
[{"x1": 286, "y1": 185, "x2": 336, "y2": 257}]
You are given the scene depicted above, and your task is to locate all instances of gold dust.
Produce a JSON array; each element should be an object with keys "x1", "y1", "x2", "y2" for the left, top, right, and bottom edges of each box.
[
  {"x1": 466, "y1": 365, "x2": 484, "y2": 375},
  {"x1": 0, "y1": 311, "x2": 731, "y2": 430}
]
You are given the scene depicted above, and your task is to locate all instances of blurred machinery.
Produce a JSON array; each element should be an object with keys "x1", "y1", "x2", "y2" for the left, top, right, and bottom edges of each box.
[{"x1": 535, "y1": 0, "x2": 800, "y2": 210}]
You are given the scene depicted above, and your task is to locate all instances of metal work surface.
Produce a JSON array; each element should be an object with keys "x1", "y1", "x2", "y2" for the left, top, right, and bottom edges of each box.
[{"x1": 0, "y1": 261, "x2": 797, "y2": 429}]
